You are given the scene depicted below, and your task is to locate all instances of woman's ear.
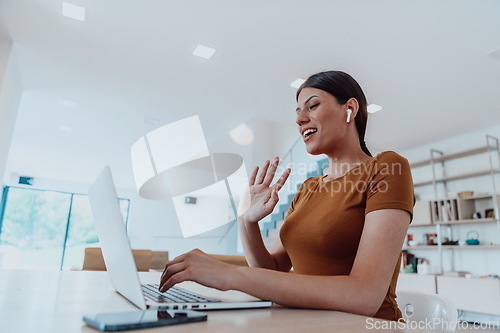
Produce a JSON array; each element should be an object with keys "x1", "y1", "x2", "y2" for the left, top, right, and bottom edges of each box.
[{"x1": 345, "y1": 98, "x2": 360, "y2": 119}]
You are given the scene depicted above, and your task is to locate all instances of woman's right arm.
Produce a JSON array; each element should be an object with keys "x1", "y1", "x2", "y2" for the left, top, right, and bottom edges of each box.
[{"x1": 238, "y1": 158, "x2": 292, "y2": 272}]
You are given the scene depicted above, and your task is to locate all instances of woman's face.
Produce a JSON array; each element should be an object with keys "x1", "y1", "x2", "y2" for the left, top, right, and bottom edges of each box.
[{"x1": 296, "y1": 87, "x2": 348, "y2": 155}]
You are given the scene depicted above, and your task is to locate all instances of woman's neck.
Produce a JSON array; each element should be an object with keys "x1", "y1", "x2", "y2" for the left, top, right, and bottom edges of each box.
[{"x1": 325, "y1": 148, "x2": 373, "y2": 180}]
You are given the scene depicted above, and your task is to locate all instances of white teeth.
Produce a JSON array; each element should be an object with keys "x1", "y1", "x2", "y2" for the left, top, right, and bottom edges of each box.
[{"x1": 303, "y1": 128, "x2": 318, "y2": 137}]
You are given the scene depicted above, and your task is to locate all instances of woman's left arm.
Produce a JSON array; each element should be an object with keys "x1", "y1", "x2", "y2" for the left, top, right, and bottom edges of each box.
[{"x1": 159, "y1": 208, "x2": 410, "y2": 317}]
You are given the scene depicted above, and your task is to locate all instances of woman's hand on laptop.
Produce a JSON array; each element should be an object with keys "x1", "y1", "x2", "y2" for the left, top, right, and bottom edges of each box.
[{"x1": 159, "y1": 249, "x2": 237, "y2": 292}]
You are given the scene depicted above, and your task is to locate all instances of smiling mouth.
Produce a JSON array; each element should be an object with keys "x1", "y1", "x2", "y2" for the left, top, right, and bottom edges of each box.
[{"x1": 303, "y1": 128, "x2": 318, "y2": 141}]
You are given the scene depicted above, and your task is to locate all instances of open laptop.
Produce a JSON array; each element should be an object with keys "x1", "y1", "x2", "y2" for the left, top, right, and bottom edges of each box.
[{"x1": 88, "y1": 166, "x2": 272, "y2": 311}]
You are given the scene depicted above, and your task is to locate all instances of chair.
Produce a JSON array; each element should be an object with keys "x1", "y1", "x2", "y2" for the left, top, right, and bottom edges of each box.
[
  {"x1": 82, "y1": 247, "x2": 152, "y2": 271},
  {"x1": 397, "y1": 290, "x2": 458, "y2": 332},
  {"x1": 208, "y1": 254, "x2": 248, "y2": 266},
  {"x1": 150, "y1": 251, "x2": 169, "y2": 271}
]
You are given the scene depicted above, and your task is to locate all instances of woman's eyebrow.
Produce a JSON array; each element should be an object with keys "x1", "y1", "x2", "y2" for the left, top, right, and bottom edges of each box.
[{"x1": 296, "y1": 95, "x2": 318, "y2": 112}]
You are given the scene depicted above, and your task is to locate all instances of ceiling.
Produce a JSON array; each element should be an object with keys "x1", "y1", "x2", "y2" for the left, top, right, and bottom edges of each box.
[{"x1": 1, "y1": 0, "x2": 500, "y2": 190}]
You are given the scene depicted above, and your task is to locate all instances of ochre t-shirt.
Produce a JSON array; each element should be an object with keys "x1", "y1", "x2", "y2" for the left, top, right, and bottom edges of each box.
[{"x1": 280, "y1": 151, "x2": 415, "y2": 321}]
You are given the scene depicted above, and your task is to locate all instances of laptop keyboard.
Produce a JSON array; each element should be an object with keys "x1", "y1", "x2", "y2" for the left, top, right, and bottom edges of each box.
[{"x1": 142, "y1": 284, "x2": 221, "y2": 303}]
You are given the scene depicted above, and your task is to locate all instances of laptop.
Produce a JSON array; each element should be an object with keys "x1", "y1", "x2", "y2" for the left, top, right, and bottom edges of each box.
[{"x1": 88, "y1": 166, "x2": 272, "y2": 311}]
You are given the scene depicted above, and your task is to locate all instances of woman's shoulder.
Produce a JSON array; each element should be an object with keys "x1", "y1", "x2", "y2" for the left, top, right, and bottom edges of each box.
[
  {"x1": 369, "y1": 151, "x2": 412, "y2": 179},
  {"x1": 373, "y1": 150, "x2": 410, "y2": 165}
]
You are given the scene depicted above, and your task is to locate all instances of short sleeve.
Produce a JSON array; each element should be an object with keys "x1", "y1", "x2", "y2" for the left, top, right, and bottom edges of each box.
[{"x1": 365, "y1": 152, "x2": 415, "y2": 222}]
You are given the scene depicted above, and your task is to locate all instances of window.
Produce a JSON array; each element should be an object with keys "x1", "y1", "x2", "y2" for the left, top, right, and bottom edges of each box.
[{"x1": 0, "y1": 186, "x2": 130, "y2": 270}]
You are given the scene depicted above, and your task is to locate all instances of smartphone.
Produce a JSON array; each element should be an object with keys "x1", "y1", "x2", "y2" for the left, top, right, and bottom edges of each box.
[{"x1": 83, "y1": 309, "x2": 207, "y2": 331}]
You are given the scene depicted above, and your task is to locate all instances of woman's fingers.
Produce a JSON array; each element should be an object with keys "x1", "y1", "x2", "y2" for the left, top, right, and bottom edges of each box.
[
  {"x1": 267, "y1": 188, "x2": 279, "y2": 208},
  {"x1": 159, "y1": 262, "x2": 186, "y2": 292},
  {"x1": 263, "y1": 157, "x2": 279, "y2": 186},
  {"x1": 255, "y1": 160, "x2": 270, "y2": 184},
  {"x1": 160, "y1": 253, "x2": 188, "y2": 285},
  {"x1": 272, "y1": 168, "x2": 291, "y2": 191},
  {"x1": 249, "y1": 166, "x2": 259, "y2": 186},
  {"x1": 160, "y1": 270, "x2": 191, "y2": 293}
]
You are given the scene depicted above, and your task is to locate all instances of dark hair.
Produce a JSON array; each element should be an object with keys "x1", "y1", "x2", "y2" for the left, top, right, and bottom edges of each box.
[{"x1": 296, "y1": 71, "x2": 372, "y2": 157}]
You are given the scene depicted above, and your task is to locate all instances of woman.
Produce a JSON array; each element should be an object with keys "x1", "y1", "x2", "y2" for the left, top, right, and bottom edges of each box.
[{"x1": 159, "y1": 71, "x2": 414, "y2": 321}]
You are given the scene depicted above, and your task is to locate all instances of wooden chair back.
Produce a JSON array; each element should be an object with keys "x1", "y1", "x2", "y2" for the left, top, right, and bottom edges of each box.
[{"x1": 82, "y1": 247, "x2": 152, "y2": 272}]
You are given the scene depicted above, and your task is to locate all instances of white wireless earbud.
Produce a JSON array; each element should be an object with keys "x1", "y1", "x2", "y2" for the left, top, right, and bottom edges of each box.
[{"x1": 346, "y1": 109, "x2": 352, "y2": 123}]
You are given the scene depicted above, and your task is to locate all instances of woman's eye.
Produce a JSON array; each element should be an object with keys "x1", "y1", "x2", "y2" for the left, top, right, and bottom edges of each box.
[{"x1": 309, "y1": 103, "x2": 319, "y2": 110}]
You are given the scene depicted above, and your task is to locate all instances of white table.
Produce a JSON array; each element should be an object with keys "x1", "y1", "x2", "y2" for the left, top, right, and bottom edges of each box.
[{"x1": 0, "y1": 270, "x2": 413, "y2": 332}]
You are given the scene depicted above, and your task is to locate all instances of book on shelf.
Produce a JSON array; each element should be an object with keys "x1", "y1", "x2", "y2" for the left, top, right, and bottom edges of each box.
[
  {"x1": 432, "y1": 201, "x2": 440, "y2": 222},
  {"x1": 441, "y1": 202, "x2": 449, "y2": 221}
]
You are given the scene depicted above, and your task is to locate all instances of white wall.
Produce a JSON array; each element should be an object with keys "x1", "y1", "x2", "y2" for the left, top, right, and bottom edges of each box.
[
  {"x1": 0, "y1": 38, "x2": 22, "y2": 204},
  {"x1": 210, "y1": 117, "x2": 298, "y2": 254},
  {"x1": 211, "y1": 117, "x2": 303, "y2": 171},
  {"x1": 272, "y1": 120, "x2": 301, "y2": 162}
]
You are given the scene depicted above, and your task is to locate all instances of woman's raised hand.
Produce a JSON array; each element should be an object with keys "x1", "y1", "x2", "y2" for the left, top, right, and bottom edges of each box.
[{"x1": 239, "y1": 157, "x2": 291, "y2": 224}]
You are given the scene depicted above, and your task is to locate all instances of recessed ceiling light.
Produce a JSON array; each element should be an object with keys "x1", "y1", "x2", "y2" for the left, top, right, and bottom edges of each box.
[
  {"x1": 290, "y1": 78, "x2": 305, "y2": 89},
  {"x1": 58, "y1": 99, "x2": 77, "y2": 108},
  {"x1": 58, "y1": 125, "x2": 73, "y2": 132},
  {"x1": 193, "y1": 44, "x2": 216, "y2": 59},
  {"x1": 367, "y1": 104, "x2": 383, "y2": 114},
  {"x1": 230, "y1": 123, "x2": 254, "y2": 146},
  {"x1": 62, "y1": 2, "x2": 86, "y2": 22}
]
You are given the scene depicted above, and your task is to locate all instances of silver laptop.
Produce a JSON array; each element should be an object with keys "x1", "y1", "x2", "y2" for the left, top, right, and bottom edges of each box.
[{"x1": 88, "y1": 166, "x2": 272, "y2": 311}]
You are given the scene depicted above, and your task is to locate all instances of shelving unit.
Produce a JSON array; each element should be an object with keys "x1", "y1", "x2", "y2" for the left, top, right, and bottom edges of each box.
[
  {"x1": 400, "y1": 135, "x2": 500, "y2": 318},
  {"x1": 408, "y1": 134, "x2": 500, "y2": 274}
]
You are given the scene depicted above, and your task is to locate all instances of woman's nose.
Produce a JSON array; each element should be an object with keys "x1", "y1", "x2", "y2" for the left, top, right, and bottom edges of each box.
[{"x1": 296, "y1": 110, "x2": 309, "y2": 126}]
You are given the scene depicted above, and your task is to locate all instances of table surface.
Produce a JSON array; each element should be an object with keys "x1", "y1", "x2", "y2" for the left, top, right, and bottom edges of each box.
[{"x1": 0, "y1": 269, "x2": 415, "y2": 333}]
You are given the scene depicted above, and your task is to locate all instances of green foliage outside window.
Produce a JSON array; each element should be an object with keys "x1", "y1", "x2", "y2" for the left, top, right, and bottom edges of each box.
[{"x1": 0, "y1": 186, "x2": 129, "y2": 270}]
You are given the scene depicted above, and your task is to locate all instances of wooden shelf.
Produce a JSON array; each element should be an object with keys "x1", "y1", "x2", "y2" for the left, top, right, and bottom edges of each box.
[
  {"x1": 408, "y1": 218, "x2": 498, "y2": 226},
  {"x1": 434, "y1": 218, "x2": 497, "y2": 225},
  {"x1": 443, "y1": 245, "x2": 500, "y2": 250},
  {"x1": 461, "y1": 194, "x2": 500, "y2": 200},
  {"x1": 409, "y1": 223, "x2": 434, "y2": 227},
  {"x1": 402, "y1": 273, "x2": 500, "y2": 278},
  {"x1": 410, "y1": 146, "x2": 491, "y2": 168},
  {"x1": 414, "y1": 169, "x2": 500, "y2": 187},
  {"x1": 403, "y1": 245, "x2": 438, "y2": 250},
  {"x1": 403, "y1": 244, "x2": 500, "y2": 250}
]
